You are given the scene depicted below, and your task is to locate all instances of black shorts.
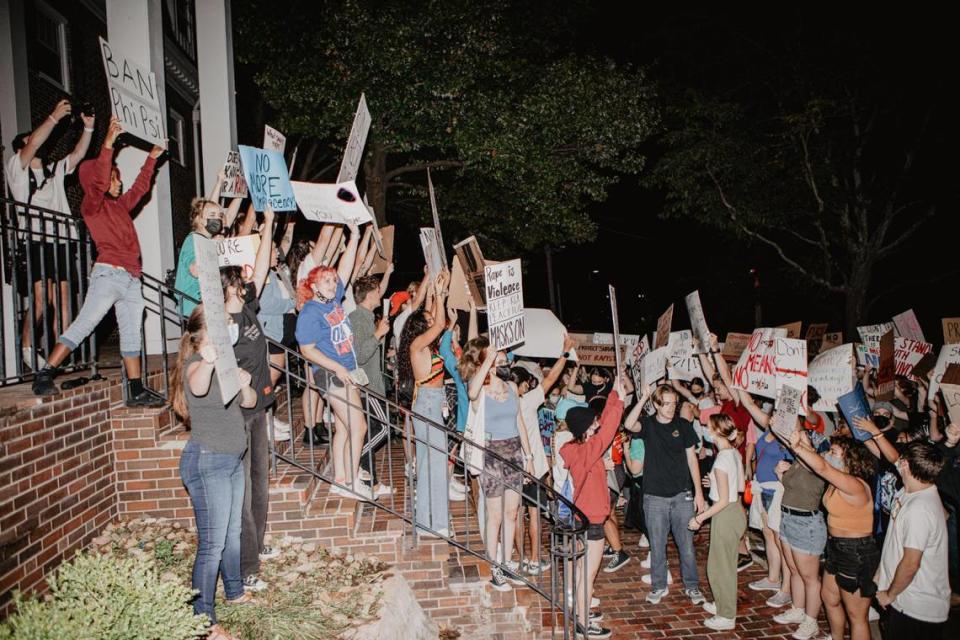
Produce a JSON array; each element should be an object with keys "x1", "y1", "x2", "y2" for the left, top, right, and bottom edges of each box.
[
  {"x1": 267, "y1": 315, "x2": 298, "y2": 355},
  {"x1": 824, "y1": 535, "x2": 879, "y2": 596},
  {"x1": 15, "y1": 242, "x2": 71, "y2": 290},
  {"x1": 522, "y1": 473, "x2": 549, "y2": 511},
  {"x1": 586, "y1": 523, "x2": 605, "y2": 541}
]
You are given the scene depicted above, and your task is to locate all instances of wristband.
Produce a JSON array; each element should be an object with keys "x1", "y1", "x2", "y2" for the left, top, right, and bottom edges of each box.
[
  {"x1": 83, "y1": 127, "x2": 94, "y2": 133},
  {"x1": 48, "y1": 115, "x2": 58, "y2": 124},
  {"x1": 562, "y1": 351, "x2": 570, "y2": 359}
]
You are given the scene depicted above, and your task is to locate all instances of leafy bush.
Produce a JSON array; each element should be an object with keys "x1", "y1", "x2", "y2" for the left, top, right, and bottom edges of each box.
[{"x1": 0, "y1": 553, "x2": 208, "y2": 640}]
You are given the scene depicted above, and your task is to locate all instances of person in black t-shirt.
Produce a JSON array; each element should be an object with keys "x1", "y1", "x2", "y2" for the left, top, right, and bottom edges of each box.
[{"x1": 634, "y1": 384, "x2": 706, "y2": 605}]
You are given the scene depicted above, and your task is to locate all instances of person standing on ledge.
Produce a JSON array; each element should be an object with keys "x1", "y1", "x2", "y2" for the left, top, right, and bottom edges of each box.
[{"x1": 32, "y1": 117, "x2": 166, "y2": 407}]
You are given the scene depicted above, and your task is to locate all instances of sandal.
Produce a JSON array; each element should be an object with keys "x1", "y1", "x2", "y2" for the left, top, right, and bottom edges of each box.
[
  {"x1": 225, "y1": 592, "x2": 255, "y2": 605},
  {"x1": 208, "y1": 624, "x2": 240, "y2": 640}
]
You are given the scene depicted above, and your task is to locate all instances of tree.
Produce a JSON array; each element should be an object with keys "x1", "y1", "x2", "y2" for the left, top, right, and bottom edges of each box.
[{"x1": 233, "y1": 0, "x2": 658, "y2": 256}]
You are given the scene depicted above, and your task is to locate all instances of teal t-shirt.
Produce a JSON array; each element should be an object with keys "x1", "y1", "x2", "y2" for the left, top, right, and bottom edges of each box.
[{"x1": 174, "y1": 232, "x2": 201, "y2": 315}]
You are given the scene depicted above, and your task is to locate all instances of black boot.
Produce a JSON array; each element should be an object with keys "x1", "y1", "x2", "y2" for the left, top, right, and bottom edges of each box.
[
  {"x1": 303, "y1": 423, "x2": 329, "y2": 446},
  {"x1": 32, "y1": 367, "x2": 58, "y2": 396},
  {"x1": 126, "y1": 379, "x2": 166, "y2": 408}
]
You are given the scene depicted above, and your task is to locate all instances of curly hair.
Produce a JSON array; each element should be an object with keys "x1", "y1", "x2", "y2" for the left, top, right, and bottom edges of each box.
[
  {"x1": 832, "y1": 435, "x2": 878, "y2": 483},
  {"x1": 296, "y1": 265, "x2": 337, "y2": 307},
  {"x1": 397, "y1": 310, "x2": 436, "y2": 388},
  {"x1": 458, "y1": 336, "x2": 490, "y2": 383}
]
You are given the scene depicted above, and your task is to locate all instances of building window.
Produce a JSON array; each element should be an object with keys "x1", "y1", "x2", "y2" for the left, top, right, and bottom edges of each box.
[
  {"x1": 168, "y1": 110, "x2": 186, "y2": 165},
  {"x1": 164, "y1": 0, "x2": 196, "y2": 60},
  {"x1": 29, "y1": 1, "x2": 70, "y2": 91}
]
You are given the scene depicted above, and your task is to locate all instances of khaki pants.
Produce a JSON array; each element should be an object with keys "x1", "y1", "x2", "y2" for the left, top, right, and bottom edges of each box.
[{"x1": 708, "y1": 501, "x2": 747, "y2": 619}]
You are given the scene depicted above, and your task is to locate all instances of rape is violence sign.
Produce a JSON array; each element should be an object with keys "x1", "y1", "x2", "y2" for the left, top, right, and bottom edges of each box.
[{"x1": 485, "y1": 259, "x2": 524, "y2": 351}]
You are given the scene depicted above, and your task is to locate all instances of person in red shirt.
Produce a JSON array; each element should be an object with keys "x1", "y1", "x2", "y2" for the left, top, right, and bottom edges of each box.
[
  {"x1": 560, "y1": 379, "x2": 625, "y2": 638},
  {"x1": 32, "y1": 117, "x2": 165, "y2": 407}
]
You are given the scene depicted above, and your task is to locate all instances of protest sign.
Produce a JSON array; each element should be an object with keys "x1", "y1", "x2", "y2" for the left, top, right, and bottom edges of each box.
[
  {"x1": 778, "y1": 321, "x2": 803, "y2": 339},
  {"x1": 940, "y1": 365, "x2": 960, "y2": 426},
  {"x1": 911, "y1": 352, "x2": 937, "y2": 382},
  {"x1": 774, "y1": 337, "x2": 808, "y2": 414},
  {"x1": 639, "y1": 346, "x2": 669, "y2": 390},
  {"x1": 655, "y1": 304, "x2": 673, "y2": 349},
  {"x1": 221, "y1": 151, "x2": 248, "y2": 199},
  {"x1": 361, "y1": 194, "x2": 385, "y2": 258},
  {"x1": 420, "y1": 228, "x2": 444, "y2": 280},
  {"x1": 336, "y1": 93, "x2": 371, "y2": 184},
  {"x1": 290, "y1": 180, "x2": 373, "y2": 224},
  {"x1": 485, "y1": 259, "x2": 524, "y2": 351},
  {"x1": 369, "y1": 225, "x2": 395, "y2": 274},
  {"x1": 98, "y1": 37, "x2": 165, "y2": 146},
  {"x1": 631, "y1": 335, "x2": 650, "y2": 366},
  {"x1": 930, "y1": 343, "x2": 960, "y2": 398},
  {"x1": 730, "y1": 328, "x2": 789, "y2": 400},
  {"x1": 894, "y1": 337, "x2": 934, "y2": 377},
  {"x1": 263, "y1": 125, "x2": 286, "y2": 153},
  {"x1": 237, "y1": 145, "x2": 296, "y2": 212},
  {"x1": 512, "y1": 309, "x2": 567, "y2": 359},
  {"x1": 722, "y1": 332, "x2": 752, "y2": 362},
  {"x1": 217, "y1": 235, "x2": 261, "y2": 279},
  {"x1": 569, "y1": 333, "x2": 618, "y2": 367},
  {"x1": 593, "y1": 332, "x2": 640, "y2": 364},
  {"x1": 820, "y1": 331, "x2": 843, "y2": 352},
  {"x1": 685, "y1": 291, "x2": 711, "y2": 353},
  {"x1": 667, "y1": 330, "x2": 705, "y2": 381},
  {"x1": 193, "y1": 237, "x2": 241, "y2": 404},
  {"x1": 453, "y1": 236, "x2": 488, "y2": 309},
  {"x1": 837, "y1": 383, "x2": 874, "y2": 443},
  {"x1": 943, "y1": 318, "x2": 960, "y2": 344},
  {"x1": 857, "y1": 322, "x2": 895, "y2": 368},
  {"x1": 875, "y1": 330, "x2": 896, "y2": 400},
  {"x1": 610, "y1": 286, "x2": 622, "y2": 375},
  {"x1": 805, "y1": 323, "x2": 828, "y2": 353},
  {"x1": 426, "y1": 168, "x2": 446, "y2": 262},
  {"x1": 807, "y1": 344, "x2": 854, "y2": 412},
  {"x1": 450, "y1": 256, "x2": 498, "y2": 311},
  {"x1": 893, "y1": 309, "x2": 925, "y2": 342},
  {"x1": 771, "y1": 385, "x2": 803, "y2": 443}
]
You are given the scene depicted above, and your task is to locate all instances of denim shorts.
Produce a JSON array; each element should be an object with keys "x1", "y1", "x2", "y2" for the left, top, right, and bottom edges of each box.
[
  {"x1": 779, "y1": 509, "x2": 827, "y2": 556},
  {"x1": 824, "y1": 535, "x2": 880, "y2": 596},
  {"x1": 586, "y1": 523, "x2": 604, "y2": 541}
]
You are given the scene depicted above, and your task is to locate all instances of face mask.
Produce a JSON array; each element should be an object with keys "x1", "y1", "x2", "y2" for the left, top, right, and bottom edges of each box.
[
  {"x1": 823, "y1": 453, "x2": 844, "y2": 471},
  {"x1": 228, "y1": 322, "x2": 240, "y2": 345},
  {"x1": 702, "y1": 428, "x2": 715, "y2": 444},
  {"x1": 872, "y1": 414, "x2": 890, "y2": 429},
  {"x1": 549, "y1": 394, "x2": 560, "y2": 405},
  {"x1": 495, "y1": 365, "x2": 511, "y2": 381},
  {"x1": 205, "y1": 219, "x2": 223, "y2": 235}
]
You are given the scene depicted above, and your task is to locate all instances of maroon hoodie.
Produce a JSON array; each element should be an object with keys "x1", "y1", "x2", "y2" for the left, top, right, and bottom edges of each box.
[
  {"x1": 78, "y1": 146, "x2": 157, "y2": 277},
  {"x1": 560, "y1": 391, "x2": 625, "y2": 525}
]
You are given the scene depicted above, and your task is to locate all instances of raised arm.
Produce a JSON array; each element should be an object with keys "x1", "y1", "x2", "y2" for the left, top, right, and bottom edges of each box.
[
  {"x1": 788, "y1": 430, "x2": 869, "y2": 498},
  {"x1": 468, "y1": 347, "x2": 498, "y2": 401},
  {"x1": 249, "y1": 206, "x2": 274, "y2": 297},
  {"x1": 737, "y1": 389, "x2": 771, "y2": 429},
  {"x1": 467, "y1": 298, "x2": 479, "y2": 341},
  {"x1": 83, "y1": 118, "x2": 123, "y2": 214},
  {"x1": 323, "y1": 226, "x2": 344, "y2": 266},
  {"x1": 410, "y1": 271, "x2": 448, "y2": 353},
  {"x1": 853, "y1": 416, "x2": 900, "y2": 464},
  {"x1": 353, "y1": 226, "x2": 374, "y2": 276},
  {"x1": 410, "y1": 268, "x2": 430, "y2": 313},
  {"x1": 310, "y1": 225, "x2": 334, "y2": 266},
  {"x1": 207, "y1": 168, "x2": 225, "y2": 201},
  {"x1": 66, "y1": 111, "x2": 95, "y2": 171},
  {"x1": 18, "y1": 100, "x2": 72, "y2": 169},
  {"x1": 336, "y1": 223, "x2": 362, "y2": 285},
  {"x1": 623, "y1": 385, "x2": 651, "y2": 432},
  {"x1": 376, "y1": 263, "x2": 395, "y2": 299},
  {"x1": 541, "y1": 335, "x2": 576, "y2": 394},
  {"x1": 236, "y1": 201, "x2": 257, "y2": 237},
  {"x1": 116, "y1": 142, "x2": 162, "y2": 211},
  {"x1": 223, "y1": 197, "x2": 243, "y2": 230}
]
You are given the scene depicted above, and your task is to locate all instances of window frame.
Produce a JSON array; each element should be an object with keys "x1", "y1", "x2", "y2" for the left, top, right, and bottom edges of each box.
[
  {"x1": 167, "y1": 109, "x2": 186, "y2": 166},
  {"x1": 33, "y1": 0, "x2": 71, "y2": 92}
]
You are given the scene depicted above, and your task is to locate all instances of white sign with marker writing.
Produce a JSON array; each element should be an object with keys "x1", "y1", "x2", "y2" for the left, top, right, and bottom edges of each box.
[
  {"x1": 194, "y1": 236, "x2": 241, "y2": 404},
  {"x1": 98, "y1": 37, "x2": 165, "y2": 146},
  {"x1": 485, "y1": 259, "x2": 525, "y2": 351}
]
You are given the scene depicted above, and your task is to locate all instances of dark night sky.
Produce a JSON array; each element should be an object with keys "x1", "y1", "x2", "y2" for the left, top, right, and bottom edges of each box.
[{"x1": 236, "y1": 5, "x2": 957, "y2": 342}]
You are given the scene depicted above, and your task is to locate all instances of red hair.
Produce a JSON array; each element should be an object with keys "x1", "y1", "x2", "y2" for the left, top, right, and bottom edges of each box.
[{"x1": 297, "y1": 265, "x2": 337, "y2": 307}]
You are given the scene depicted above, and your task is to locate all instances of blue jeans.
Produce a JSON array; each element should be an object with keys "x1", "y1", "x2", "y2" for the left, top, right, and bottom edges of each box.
[
  {"x1": 412, "y1": 387, "x2": 449, "y2": 532},
  {"x1": 60, "y1": 263, "x2": 144, "y2": 357},
  {"x1": 644, "y1": 492, "x2": 700, "y2": 591},
  {"x1": 180, "y1": 440, "x2": 245, "y2": 624}
]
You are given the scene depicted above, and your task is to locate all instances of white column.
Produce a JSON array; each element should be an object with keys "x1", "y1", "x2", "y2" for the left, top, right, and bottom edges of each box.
[
  {"x1": 196, "y1": 0, "x2": 238, "y2": 194},
  {"x1": 0, "y1": 0, "x2": 31, "y2": 377},
  {"x1": 106, "y1": 0, "x2": 175, "y2": 355}
]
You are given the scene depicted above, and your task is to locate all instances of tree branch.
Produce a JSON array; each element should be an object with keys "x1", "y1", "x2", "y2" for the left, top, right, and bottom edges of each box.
[
  {"x1": 878, "y1": 204, "x2": 936, "y2": 257},
  {"x1": 384, "y1": 160, "x2": 464, "y2": 182}
]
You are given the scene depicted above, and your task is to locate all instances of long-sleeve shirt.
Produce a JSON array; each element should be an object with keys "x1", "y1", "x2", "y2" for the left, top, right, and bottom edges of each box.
[
  {"x1": 559, "y1": 391, "x2": 625, "y2": 524},
  {"x1": 348, "y1": 305, "x2": 384, "y2": 395},
  {"x1": 77, "y1": 147, "x2": 157, "y2": 276},
  {"x1": 439, "y1": 330, "x2": 468, "y2": 432}
]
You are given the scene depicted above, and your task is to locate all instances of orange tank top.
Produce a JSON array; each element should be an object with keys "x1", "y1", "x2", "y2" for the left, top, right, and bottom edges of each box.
[{"x1": 822, "y1": 482, "x2": 873, "y2": 536}]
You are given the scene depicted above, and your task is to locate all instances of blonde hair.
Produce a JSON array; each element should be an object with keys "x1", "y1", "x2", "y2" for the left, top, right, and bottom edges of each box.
[
  {"x1": 190, "y1": 198, "x2": 220, "y2": 231},
  {"x1": 651, "y1": 384, "x2": 677, "y2": 407},
  {"x1": 708, "y1": 413, "x2": 738, "y2": 442}
]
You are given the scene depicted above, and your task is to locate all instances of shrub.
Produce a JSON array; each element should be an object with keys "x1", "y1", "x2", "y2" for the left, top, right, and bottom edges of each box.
[{"x1": 0, "y1": 553, "x2": 208, "y2": 640}]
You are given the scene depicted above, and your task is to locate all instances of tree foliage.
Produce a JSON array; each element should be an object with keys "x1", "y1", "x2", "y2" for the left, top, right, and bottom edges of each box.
[{"x1": 234, "y1": 0, "x2": 658, "y2": 254}]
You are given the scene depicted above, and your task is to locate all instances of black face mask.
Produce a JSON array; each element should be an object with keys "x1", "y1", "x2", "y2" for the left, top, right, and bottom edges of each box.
[
  {"x1": 495, "y1": 365, "x2": 511, "y2": 381},
  {"x1": 205, "y1": 219, "x2": 223, "y2": 235},
  {"x1": 872, "y1": 414, "x2": 891, "y2": 429}
]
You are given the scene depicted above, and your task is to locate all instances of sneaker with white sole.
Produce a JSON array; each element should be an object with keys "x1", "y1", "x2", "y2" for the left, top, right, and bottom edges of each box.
[
  {"x1": 575, "y1": 622, "x2": 612, "y2": 639},
  {"x1": 588, "y1": 610, "x2": 603, "y2": 624},
  {"x1": 449, "y1": 483, "x2": 466, "y2": 501},
  {"x1": 638, "y1": 533, "x2": 649, "y2": 548},
  {"x1": 602, "y1": 544, "x2": 616, "y2": 558},
  {"x1": 373, "y1": 483, "x2": 395, "y2": 497},
  {"x1": 748, "y1": 577, "x2": 781, "y2": 591},
  {"x1": 258, "y1": 546, "x2": 280, "y2": 561},
  {"x1": 271, "y1": 418, "x2": 291, "y2": 440},
  {"x1": 641, "y1": 571, "x2": 673, "y2": 585},
  {"x1": 522, "y1": 559, "x2": 551, "y2": 575},
  {"x1": 489, "y1": 566, "x2": 512, "y2": 591},
  {"x1": 792, "y1": 615, "x2": 820, "y2": 640},
  {"x1": 565, "y1": 593, "x2": 600, "y2": 609},
  {"x1": 331, "y1": 482, "x2": 373, "y2": 501},
  {"x1": 645, "y1": 587, "x2": 668, "y2": 604},
  {"x1": 243, "y1": 575, "x2": 268, "y2": 592},
  {"x1": 766, "y1": 591, "x2": 793, "y2": 608},
  {"x1": 603, "y1": 550, "x2": 630, "y2": 573},
  {"x1": 704, "y1": 615, "x2": 736, "y2": 631},
  {"x1": 684, "y1": 588, "x2": 705, "y2": 605},
  {"x1": 450, "y1": 476, "x2": 466, "y2": 493},
  {"x1": 702, "y1": 601, "x2": 717, "y2": 615},
  {"x1": 737, "y1": 554, "x2": 754, "y2": 572},
  {"x1": 774, "y1": 607, "x2": 806, "y2": 625}
]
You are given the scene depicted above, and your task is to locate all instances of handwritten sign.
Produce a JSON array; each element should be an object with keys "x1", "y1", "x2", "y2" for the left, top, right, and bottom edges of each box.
[
  {"x1": 858, "y1": 322, "x2": 895, "y2": 368},
  {"x1": 336, "y1": 94, "x2": 371, "y2": 184},
  {"x1": 666, "y1": 330, "x2": 704, "y2": 381},
  {"x1": 807, "y1": 344, "x2": 854, "y2": 412},
  {"x1": 630, "y1": 335, "x2": 650, "y2": 367},
  {"x1": 237, "y1": 145, "x2": 295, "y2": 212},
  {"x1": 98, "y1": 37, "x2": 165, "y2": 146},
  {"x1": 771, "y1": 384, "x2": 802, "y2": 442},
  {"x1": 640, "y1": 346, "x2": 669, "y2": 389},
  {"x1": 194, "y1": 237, "x2": 241, "y2": 404},
  {"x1": 426, "y1": 168, "x2": 445, "y2": 263},
  {"x1": 655, "y1": 304, "x2": 673, "y2": 349},
  {"x1": 221, "y1": 151, "x2": 248, "y2": 199},
  {"x1": 940, "y1": 365, "x2": 960, "y2": 426},
  {"x1": 805, "y1": 323, "x2": 828, "y2": 353},
  {"x1": 722, "y1": 332, "x2": 752, "y2": 362},
  {"x1": 730, "y1": 328, "x2": 789, "y2": 400},
  {"x1": 930, "y1": 343, "x2": 960, "y2": 398},
  {"x1": 875, "y1": 330, "x2": 896, "y2": 400},
  {"x1": 420, "y1": 227, "x2": 444, "y2": 280},
  {"x1": 485, "y1": 259, "x2": 524, "y2": 351},
  {"x1": 290, "y1": 180, "x2": 373, "y2": 224},
  {"x1": 263, "y1": 125, "x2": 286, "y2": 153},
  {"x1": 943, "y1": 318, "x2": 960, "y2": 344},
  {"x1": 894, "y1": 337, "x2": 934, "y2": 377},
  {"x1": 778, "y1": 321, "x2": 803, "y2": 339},
  {"x1": 685, "y1": 291, "x2": 711, "y2": 353},
  {"x1": 453, "y1": 236, "x2": 488, "y2": 309},
  {"x1": 217, "y1": 235, "x2": 261, "y2": 278},
  {"x1": 892, "y1": 309, "x2": 925, "y2": 342},
  {"x1": 820, "y1": 331, "x2": 843, "y2": 352}
]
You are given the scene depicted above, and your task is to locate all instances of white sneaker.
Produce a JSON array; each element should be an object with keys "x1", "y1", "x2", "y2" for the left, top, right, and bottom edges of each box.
[
  {"x1": 641, "y1": 571, "x2": 673, "y2": 585},
  {"x1": 703, "y1": 616, "x2": 735, "y2": 631},
  {"x1": 640, "y1": 552, "x2": 651, "y2": 569},
  {"x1": 358, "y1": 469, "x2": 372, "y2": 482},
  {"x1": 702, "y1": 601, "x2": 716, "y2": 615},
  {"x1": 774, "y1": 607, "x2": 806, "y2": 625},
  {"x1": 271, "y1": 418, "x2": 291, "y2": 440},
  {"x1": 766, "y1": 591, "x2": 793, "y2": 608},
  {"x1": 565, "y1": 592, "x2": 600, "y2": 608},
  {"x1": 373, "y1": 484, "x2": 395, "y2": 497},
  {"x1": 638, "y1": 533, "x2": 649, "y2": 548},
  {"x1": 450, "y1": 476, "x2": 466, "y2": 493},
  {"x1": 748, "y1": 577, "x2": 781, "y2": 591},
  {"x1": 792, "y1": 616, "x2": 820, "y2": 640},
  {"x1": 242, "y1": 575, "x2": 268, "y2": 592},
  {"x1": 449, "y1": 482, "x2": 466, "y2": 501}
]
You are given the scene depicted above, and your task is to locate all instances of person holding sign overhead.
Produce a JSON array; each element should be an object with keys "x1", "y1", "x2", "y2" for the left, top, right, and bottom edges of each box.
[
  {"x1": 31, "y1": 117, "x2": 166, "y2": 407},
  {"x1": 174, "y1": 196, "x2": 229, "y2": 316}
]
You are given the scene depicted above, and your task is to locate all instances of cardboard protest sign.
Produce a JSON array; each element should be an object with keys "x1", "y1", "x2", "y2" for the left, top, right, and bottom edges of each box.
[
  {"x1": 684, "y1": 291, "x2": 711, "y2": 353},
  {"x1": 837, "y1": 383, "x2": 874, "y2": 442},
  {"x1": 929, "y1": 343, "x2": 960, "y2": 398},
  {"x1": 805, "y1": 323, "x2": 828, "y2": 352},
  {"x1": 655, "y1": 304, "x2": 673, "y2": 349},
  {"x1": 593, "y1": 332, "x2": 640, "y2": 366},
  {"x1": 730, "y1": 328, "x2": 789, "y2": 400},
  {"x1": 640, "y1": 346, "x2": 669, "y2": 390},
  {"x1": 485, "y1": 259, "x2": 524, "y2": 351},
  {"x1": 892, "y1": 309, "x2": 925, "y2": 343},
  {"x1": 453, "y1": 236, "x2": 488, "y2": 309},
  {"x1": 857, "y1": 322, "x2": 895, "y2": 368},
  {"x1": 221, "y1": 151, "x2": 248, "y2": 199},
  {"x1": 940, "y1": 364, "x2": 960, "y2": 426},
  {"x1": 722, "y1": 332, "x2": 752, "y2": 362},
  {"x1": 237, "y1": 146, "x2": 296, "y2": 212},
  {"x1": 426, "y1": 168, "x2": 446, "y2": 262},
  {"x1": 875, "y1": 330, "x2": 896, "y2": 400},
  {"x1": 193, "y1": 237, "x2": 241, "y2": 404},
  {"x1": 449, "y1": 256, "x2": 499, "y2": 311},
  {"x1": 807, "y1": 344, "x2": 854, "y2": 412},
  {"x1": 609, "y1": 286, "x2": 623, "y2": 375},
  {"x1": 217, "y1": 235, "x2": 261, "y2": 279},
  {"x1": 336, "y1": 93, "x2": 371, "y2": 184},
  {"x1": 771, "y1": 384, "x2": 803, "y2": 443},
  {"x1": 778, "y1": 321, "x2": 803, "y2": 339},
  {"x1": 943, "y1": 318, "x2": 960, "y2": 344},
  {"x1": 369, "y1": 225, "x2": 395, "y2": 274},
  {"x1": 263, "y1": 125, "x2": 286, "y2": 153},
  {"x1": 512, "y1": 309, "x2": 567, "y2": 359},
  {"x1": 667, "y1": 330, "x2": 706, "y2": 382},
  {"x1": 420, "y1": 228, "x2": 444, "y2": 280},
  {"x1": 98, "y1": 37, "x2": 165, "y2": 146},
  {"x1": 820, "y1": 331, "x2": 843, "y2": 352},
  {"x1": 361, "y1": 194, "x2": 385, "y2": 258},
  {"x1": 569, "y1": 333, "x2": 618, "y2": 367},
  {"x1": 910, "y1": 352, "x2": 937, "y2": 382},
  {"x1": 291, "y1": 180, "x2": 373, "y2": 225},
  {"x1": 894, "y1": 337, "x2": 934, "y2": 377}
]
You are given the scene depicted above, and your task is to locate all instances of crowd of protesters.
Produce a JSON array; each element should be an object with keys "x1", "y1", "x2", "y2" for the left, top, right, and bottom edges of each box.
[{"x1": 7, "y1": 106, "x2": 958, "y2": 640}]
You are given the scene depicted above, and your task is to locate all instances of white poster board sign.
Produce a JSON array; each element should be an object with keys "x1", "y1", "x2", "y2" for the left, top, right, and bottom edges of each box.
[
  {"x1": 930, "y1": 343, "x2": 960, "y2": 399},
  {"x1": 730, "y1": 328, "x2": 788, "y2": 399},
  {"x1": 194, "y1": 237, "x2": 241, "y2": 404},
  {"x1": 336, "y1": 94, "x2": 371, "y2": 184},
  {"x1": 217, "y1": 235, "x2": 261, "y2": 279},
  {"x1": 291, "y1": 180, "x2": 374, "y2": 225},
  {"x1": 420, "y1": 227, "x2": 444, "y2": 280},
  {"x1": 484, "y1": 259, "x2": 524, "y2": 351},
  {"x1": 807, "y1": 344, "x2": 854, "y2": 412},
  {"x1": 894, "y1": 337, "x2": 934, "y2": 377},
  {"x1": 857, "y1": 322, "x2": 895, "y2": 368},
  {"x1": 893, "y1": 309, "x2": 925, "y2": 343},
  {"x1": 263, "y1": 125, "x2": 286, "y2": 153},
  {"x1": 511, "y1": 309, "x2": 567, "y2": 359},
  {"x1": 221, "y1": 151, "x2": 248, "y2": 199},
  {"x1": 770, "y1": 384, "x2": 803, "y2": 442},
  {"x1": 684, "y1": 290, "x2": 711, "y2": 353},
  {"x1": 667, "y1": 330, "x2": 704, "y2": 381},
  {"x1": 98, "y1": 37, "x2": 165, "y2": 146}
]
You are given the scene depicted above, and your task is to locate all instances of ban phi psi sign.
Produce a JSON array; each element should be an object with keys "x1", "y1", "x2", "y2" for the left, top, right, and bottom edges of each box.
[
  {"x1": 98, "y1": 37, "x2": 165, "y2": 146},
  {"x1": 485, "y1": 259, "x2": 525, "y2": 351}
]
